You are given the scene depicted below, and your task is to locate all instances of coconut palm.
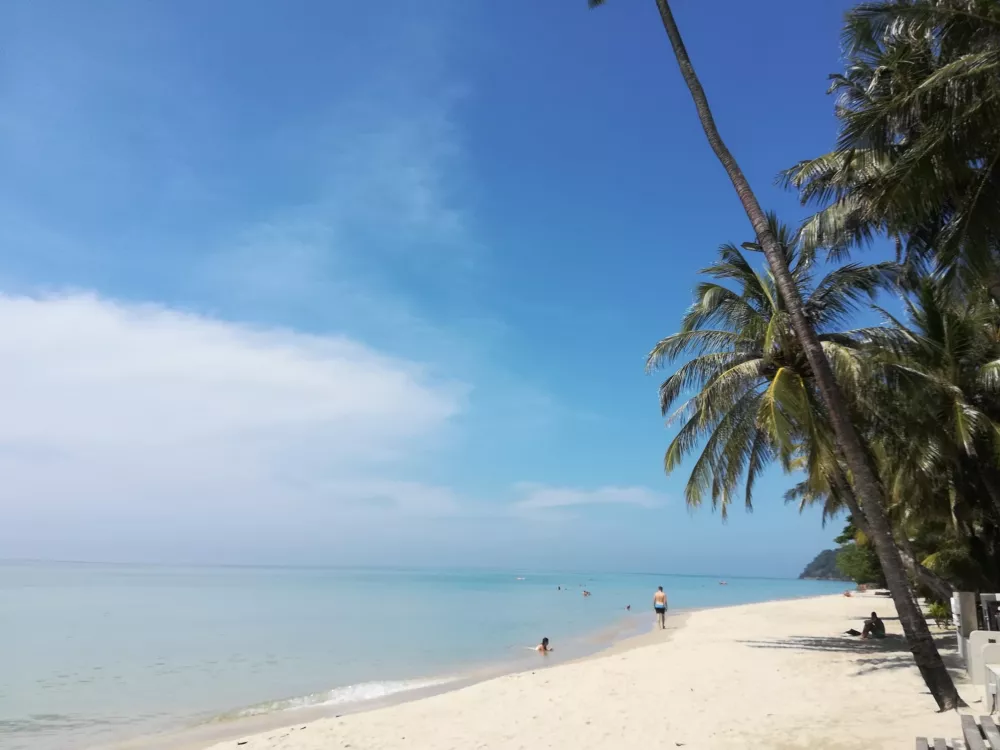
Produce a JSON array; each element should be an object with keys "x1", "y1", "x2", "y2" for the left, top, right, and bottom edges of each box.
[
  {"x1": 786, "y1": 440, "x2": 959, "y2": 602},
  {"x1": 588, "y1": 0, "x2": 961, "y2": 707},
  {"x1": 849, "y1": 279, "x2": 1000, "y2": 584},
  {"x1": 648, "y1": 220, "x2": 955, "y2": 599},
  {"x1": 786, "y1": 276, "x2": 1000, "y2": 596},
  {"x1": 646, "y1": 215, "x2": 893, "y2": 519},
  {"x1": 785, "y1": 0, "x2": 1000, "y2": 292}
]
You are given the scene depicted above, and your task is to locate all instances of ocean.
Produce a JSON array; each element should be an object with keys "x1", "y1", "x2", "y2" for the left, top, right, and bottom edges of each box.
[{"x1": 1, "y1": 561, "x2": 846, "y2": 750}]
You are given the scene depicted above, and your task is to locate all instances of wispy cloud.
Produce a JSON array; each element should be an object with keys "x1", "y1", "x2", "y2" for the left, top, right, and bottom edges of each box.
[
  {"x1": 0, "y1": 2, "x2": 481, "y2": 336},
  {"x1": 512, "y1": 483, "x2": 667, "y2": 512},
  {"x1": 187, "y1": 10, "x2": 480, "y2": 330},
  {"x1": 193, "y1": 93, "x2": 477, "y2": 337}
]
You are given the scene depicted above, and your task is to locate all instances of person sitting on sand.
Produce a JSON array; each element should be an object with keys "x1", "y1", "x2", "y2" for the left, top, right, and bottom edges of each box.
[
  {"x1": 847, "y1": 612, "x2": 886, "y2": 639},
  {"x1": 862, "y1": 612, "x2": 885, "y2": 639},
  {"x1": 536, "y1": 637, "x2": 552, "y2": 653}
]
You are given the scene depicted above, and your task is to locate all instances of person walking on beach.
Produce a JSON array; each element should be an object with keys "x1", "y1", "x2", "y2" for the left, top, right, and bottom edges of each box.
[{"x1": 653, "y1": 586, "x2": 668, "y2": 629}]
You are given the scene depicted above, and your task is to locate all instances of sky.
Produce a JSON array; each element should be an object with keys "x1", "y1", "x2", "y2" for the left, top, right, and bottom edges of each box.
[{"x1": 0, "y1": 0, "x2": 864, "y2": 577}]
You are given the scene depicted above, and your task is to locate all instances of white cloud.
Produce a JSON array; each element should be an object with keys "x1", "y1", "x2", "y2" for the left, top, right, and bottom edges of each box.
[
  {"x1": 0, "y1": 295, "x2": 669, "y2": 562},
  {"x1": 0, "y1": 293, "x2": 466, "y2": 528},
  {"x1": 512, "y1": 483, "x2": 667, "y2": 512}
]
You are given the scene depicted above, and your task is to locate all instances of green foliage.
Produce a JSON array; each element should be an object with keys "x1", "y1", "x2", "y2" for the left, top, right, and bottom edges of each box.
[
  {"x1": 836, "y1": 542, "x2": 886, "y2": 587},
  {"x1": 833, "y1": 516, "x2": 860, "y2": 546},
  {"x1": 648, "y1": 0, "x2": 1000, "y2": 593},
  {"x1": 646, "y1": 213, "x2": 895, "y2": 519},
  {"x1": 830, "y1": 518, "x2": 886, "y2": 586},
  {"x1": 926, "y1": 601, "x2": 952, "y2": 629},
  {"x1": 785, "y1": 0, "x2": 1000, "y2": 284}
]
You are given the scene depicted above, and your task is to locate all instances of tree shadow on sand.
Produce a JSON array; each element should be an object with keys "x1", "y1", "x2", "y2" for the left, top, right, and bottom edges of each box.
[{"x1": 737, "y1": 632, "x2": 962, "y2": 676}]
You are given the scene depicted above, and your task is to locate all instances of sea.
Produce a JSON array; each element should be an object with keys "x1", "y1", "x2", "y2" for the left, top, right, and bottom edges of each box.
[{"x1": 0, "y1": 561, "x2": 847, "y2": 750}]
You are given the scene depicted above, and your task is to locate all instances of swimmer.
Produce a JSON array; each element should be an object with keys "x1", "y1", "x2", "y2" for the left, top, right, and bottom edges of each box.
[{"x1": 536, "y1": 637, "x2": 552, "y2": 653}]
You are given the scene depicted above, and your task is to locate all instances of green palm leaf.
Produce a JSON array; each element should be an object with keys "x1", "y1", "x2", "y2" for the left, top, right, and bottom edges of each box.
[{"x1": 649, "y1": 217, "x2": 888, "y2": 519}]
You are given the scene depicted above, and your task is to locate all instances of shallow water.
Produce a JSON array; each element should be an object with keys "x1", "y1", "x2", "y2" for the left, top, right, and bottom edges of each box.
[{"x1": 0, "y1": 561, "x2": 845, "y2": 750}]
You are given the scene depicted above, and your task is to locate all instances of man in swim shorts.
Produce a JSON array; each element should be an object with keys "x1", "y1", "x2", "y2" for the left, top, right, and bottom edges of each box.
[{"x1": 653, "y1": 586, "x2": 668, "y2": 629}]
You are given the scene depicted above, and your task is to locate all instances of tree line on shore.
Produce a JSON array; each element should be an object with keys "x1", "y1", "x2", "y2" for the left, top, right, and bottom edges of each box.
[{"x1": 589, "y1": 0, "x2": 1000, "y2": 710}]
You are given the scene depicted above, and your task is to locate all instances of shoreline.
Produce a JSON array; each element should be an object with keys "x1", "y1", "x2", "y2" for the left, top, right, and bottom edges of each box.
[
  {"x1": 98, "y1": 608, "x2": 690, "y2": 750},
  {"x1": 9, "y1": 564, "x2": 848, "y2": 750},
  {"x1": 191, "y1": 593, "x2": 972, "y2": 750},
  {"x1": 101, "y1": 589, "x2": 857, "y2": 750}
]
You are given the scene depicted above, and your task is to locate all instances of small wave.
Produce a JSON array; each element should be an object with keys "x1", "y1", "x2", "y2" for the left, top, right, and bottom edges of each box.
[{"x1": 216, "y1": 677, "x2": 457, "y2": 721}]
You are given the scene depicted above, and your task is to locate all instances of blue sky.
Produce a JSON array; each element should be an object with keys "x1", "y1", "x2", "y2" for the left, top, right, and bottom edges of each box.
[{"x1": 0, "y1": 0, "x2": 863, "y2": 576}]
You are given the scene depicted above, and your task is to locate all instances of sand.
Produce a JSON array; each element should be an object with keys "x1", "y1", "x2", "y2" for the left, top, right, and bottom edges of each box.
[{"x1": 201, "y1": 593, "x2": 976, "y2": 750}]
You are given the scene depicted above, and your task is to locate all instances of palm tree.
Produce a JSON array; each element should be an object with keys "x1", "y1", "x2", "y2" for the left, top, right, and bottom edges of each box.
[
  {"x1": 647, "y1": 215, "x2": 891, "y2": 518},
  {"x1": 648, "y1": 220, "x2": 955, "y2": 600},
  {"x1": 785, "y1": 270, "x2": 1000, "y2": 597},
  {"x1": 588, "y1": 0, "x2": 960, "y2": 708},
  {"x1": 786, "y1": 446, "x2": 959, "y2": 603},
  {"x1": 785, "y1": 0, "x2": 1000, "y2": 293},
  {"x1": 850, "y1": 280, "x2": 1000, "y2": 586}
]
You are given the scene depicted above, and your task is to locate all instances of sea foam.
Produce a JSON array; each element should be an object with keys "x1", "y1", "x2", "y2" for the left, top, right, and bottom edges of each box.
[{"x1": 228, "y1": 676, "x2": 458, "y2": 718}]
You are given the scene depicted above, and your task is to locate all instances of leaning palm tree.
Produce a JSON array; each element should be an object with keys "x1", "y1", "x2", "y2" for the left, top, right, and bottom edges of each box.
[
  {"x1": 647, "y1": 215, "x2": 891, "y2": 518},
  {"x1": 786, "y1": 443, "x2": 958, "y2": 603},
  {"x1": 588, "y1": 0, "x2": 960, "y2": 707},
  {"x1": 648, "y1": 221, "x2": 955, "y2": 600}
]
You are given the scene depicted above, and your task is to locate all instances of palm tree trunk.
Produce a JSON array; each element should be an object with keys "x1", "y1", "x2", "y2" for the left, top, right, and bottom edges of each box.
[
  {"x1": 650, "y1": 0, "x2": 960, "y2": 710},
  {"x1": 832, "y1": 470, "x2": 955, "y2": 602},
  {"x1": 896, "y1": 534, "x2": 956, "y2": 603}
]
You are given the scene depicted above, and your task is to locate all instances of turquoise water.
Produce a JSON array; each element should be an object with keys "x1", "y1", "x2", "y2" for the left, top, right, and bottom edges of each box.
[{"x1": 1, "y1": 561, "x2": 846, "y2": 750}]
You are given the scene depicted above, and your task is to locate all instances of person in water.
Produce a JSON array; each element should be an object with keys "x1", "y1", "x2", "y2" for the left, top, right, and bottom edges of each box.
[
  {"x1": 862, "y1": 612, "x2": 886, "y2": 639},
  {"x1": 536, "y1": 637, "x2": 552, "y2": 653},
  {"x1": 653, "y1": 586, "x2": 668, "y2": 629}
]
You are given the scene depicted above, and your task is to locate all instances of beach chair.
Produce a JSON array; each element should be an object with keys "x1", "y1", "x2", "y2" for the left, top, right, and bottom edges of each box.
[
  {"x1": 915, "y1": 740, "x2": 959, "y2": 749},
  {"x1": 916, "y1": 716, "x2": 1000, "y2": 749},
  {"x1": 963, "y1": 715, "x2": 1000, "y2": 750},
  {"x1": 978, "y1": 716, "x2": 1000, "y2": 750}
]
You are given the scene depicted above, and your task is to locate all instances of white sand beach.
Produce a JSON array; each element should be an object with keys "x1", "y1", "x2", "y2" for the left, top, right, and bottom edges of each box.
[{"x1": 196, "y1": 593, "x2": 976, "y2": 750}]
